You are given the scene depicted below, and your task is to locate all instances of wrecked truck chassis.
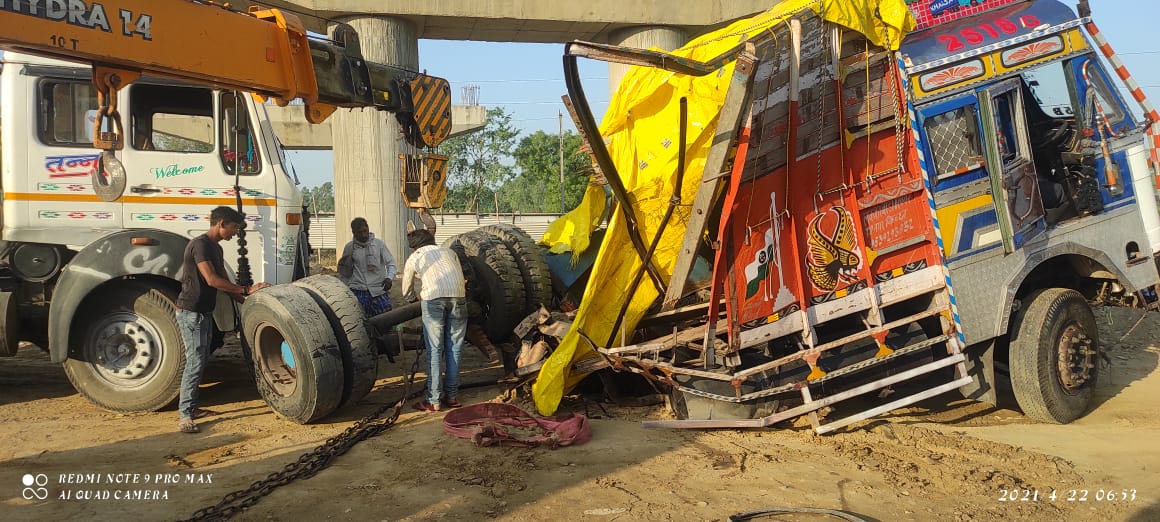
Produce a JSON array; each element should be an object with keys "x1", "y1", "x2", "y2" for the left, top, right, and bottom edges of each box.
[{"x1": 562, "y1": 38, "x2": 970, "y2": 430}]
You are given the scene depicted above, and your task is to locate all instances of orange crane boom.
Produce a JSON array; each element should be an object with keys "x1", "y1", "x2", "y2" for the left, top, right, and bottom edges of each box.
[{"x1": 0, "y1": 0, "x2": 451, "y2": 149}]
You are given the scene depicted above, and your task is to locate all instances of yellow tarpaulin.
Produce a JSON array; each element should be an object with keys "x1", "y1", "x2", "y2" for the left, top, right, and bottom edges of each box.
[{"x1": 533, "y1": 0, "x2": 916, "y2": 415}]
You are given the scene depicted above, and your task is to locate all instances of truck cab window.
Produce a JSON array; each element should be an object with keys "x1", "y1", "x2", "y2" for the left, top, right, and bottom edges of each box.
[
  {"x1": 220, "y1": 92, "x2": 261, "y2": 175},
  {"x1": 924, "y1": 106, "x2": 985, "y2": 184},
  {"x1": 1079, "y1": 58, "x2": 1126, "y2": 131},
  {"x1": 991, "y1": 91, "x2": 1023, "y2": 166},
  {"x1": 37, "y1": 79, "x2": 98, "y2": 147},
  {"x1": 129, "y1": 84, "x2": 214, "y2": 153}
]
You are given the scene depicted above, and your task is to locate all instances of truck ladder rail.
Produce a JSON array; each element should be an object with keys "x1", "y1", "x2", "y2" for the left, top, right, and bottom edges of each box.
[
  {"x1": 618, "y1": 332, "x2": 951, "y2": 404},
  {"x1": 642, "y1": 352, "x2": 968, "y2": 430}
]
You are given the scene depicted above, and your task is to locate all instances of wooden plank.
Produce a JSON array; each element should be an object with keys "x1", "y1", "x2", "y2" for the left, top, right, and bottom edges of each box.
[{"x1": 662, "y1": 45, "x2": 759, "y2": 311}]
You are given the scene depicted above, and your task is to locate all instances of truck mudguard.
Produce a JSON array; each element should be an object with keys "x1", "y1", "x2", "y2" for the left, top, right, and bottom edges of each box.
[{"x1": 48, "y1": 229, "x2": 189, "y2": 362}]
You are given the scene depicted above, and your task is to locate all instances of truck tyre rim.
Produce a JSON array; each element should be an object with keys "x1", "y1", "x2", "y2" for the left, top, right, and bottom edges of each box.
[
  {"x1": 87, "y1": 311, "x2": 162, "y2": 384},
  {"x1": 255, "y1": 323, "x2": 298, "y2": 397},
  {"x1": 1057, "y1": 322, "x2": 1095, "y2": 393}
]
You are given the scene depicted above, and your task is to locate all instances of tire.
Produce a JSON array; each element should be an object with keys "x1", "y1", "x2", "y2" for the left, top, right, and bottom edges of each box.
[
  {"x1": 445, "y1": 232, "x2": 526, "y2": 342},
  {"x1": 242, "y1": 285, "x2": 345, "y2": 424},
  {"x1": 443, "y1": 238, "x2": 482, "y2": 304},
  {"x1": 1008, "y1": 288, "x2": 1100, "y2": 424},
  {"x1": 478, "y1": 224, "x2": 554, "y2": 314},
  {"x1": 63, "y1": 284, "x2": 184, "y2": 412},
  {"x1": 0, "y1": 291, "x2": 19, "y2": 357},
  {"x1": 669, "y1": 375, "x2": 779, "y2": 421},
  {"x1": 292, "y1": 227, "x2": 311, "y2": 281},
  {"x1": 293, "y1": 275, "x2": 378, "y2": 409}
]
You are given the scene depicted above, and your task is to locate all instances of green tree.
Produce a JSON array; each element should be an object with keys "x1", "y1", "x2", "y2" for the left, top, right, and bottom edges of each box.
[
  {"x1": 437, "y1": 107, "x2": 519, "y2": 213},
  {"x1": 303, "y1": 181, "x2": 334, "y2": 213},
  {"x1": 509, "y1": 130, "x2": 591, "y2": 213}
]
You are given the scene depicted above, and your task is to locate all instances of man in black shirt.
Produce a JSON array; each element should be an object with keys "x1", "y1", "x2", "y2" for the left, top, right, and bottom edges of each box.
[{"x1": 177, "y1": 206, "x2": 270, "y2": 434}]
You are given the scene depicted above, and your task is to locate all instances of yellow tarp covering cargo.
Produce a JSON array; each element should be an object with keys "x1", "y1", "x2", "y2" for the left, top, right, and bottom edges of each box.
[{"x1": 532, "y1": 0, "x2": 916, "y2": 415}]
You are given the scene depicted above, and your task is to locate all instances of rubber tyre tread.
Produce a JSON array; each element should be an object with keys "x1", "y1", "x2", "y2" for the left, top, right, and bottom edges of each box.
[
  {"x1": 1008, "y1": 288, "x2": 1099, "y2": 424},
  {"x1": 669, "y1": 375, "x2": 778, "y2": 421},
  {"x1": 63, "y1": 283, "x2": 184, "y2": 412},
  {"x1": 293, "y1": 275, "x2": 378, "y2": 409},
  {"x1": 443, "y1": 237, "x2": 486, "y2": 307},
  {"x1": 457, "y1": 231, "x2": 526, "y2": 341},
  {"x1": 242, "y1": 285, "x2": 345, "y2": 424},
  {"x1": 0, "y1": 291, "x2": 19, "y2": 357},
  {"x1": 478, "y1": 224, "x2": 554, "y2": 314},
  {"x1": 292, "y1": 228, "x2": 311, "y2": 281}
]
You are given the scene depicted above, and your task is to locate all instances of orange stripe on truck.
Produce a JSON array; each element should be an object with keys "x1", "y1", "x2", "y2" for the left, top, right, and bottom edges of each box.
[{"x1": 5, "y1": 192, "x2": 278, "y2": 206}]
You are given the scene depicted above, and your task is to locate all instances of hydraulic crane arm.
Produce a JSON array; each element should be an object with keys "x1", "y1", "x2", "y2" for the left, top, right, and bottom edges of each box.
[{"x1": 0, "y1": 0, "x2": 452, "y2": 149}]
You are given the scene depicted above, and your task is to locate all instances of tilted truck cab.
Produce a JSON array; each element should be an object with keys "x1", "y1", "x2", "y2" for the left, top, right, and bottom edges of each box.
[{"x1": 546, "y1": 0, "x2": 1160, "y2": 431}]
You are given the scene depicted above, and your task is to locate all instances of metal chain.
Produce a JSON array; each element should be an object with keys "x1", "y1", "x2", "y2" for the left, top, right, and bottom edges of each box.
[
  {"x1": 181, "y1": 346, "x2": 426, "y2": 522},
  {"x1": 885, "y1": 33, "x2": 906, "y2": 183}
]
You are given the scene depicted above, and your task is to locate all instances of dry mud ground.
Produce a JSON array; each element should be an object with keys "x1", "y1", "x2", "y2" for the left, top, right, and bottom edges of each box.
[{"x1": 1, "y1": 307, "x2": 1159, "y2": 522}]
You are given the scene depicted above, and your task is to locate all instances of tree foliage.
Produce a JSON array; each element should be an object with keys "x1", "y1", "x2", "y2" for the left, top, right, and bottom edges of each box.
[
  {"x1": 438, "y1": 107, "x2": 519, "y2": 213},
  {"x1": 507, "y1": 130, "x2": 591, "y2": 213},
  {"x1": 302, "y1": 181, "x2": 334, "y2": 213}
]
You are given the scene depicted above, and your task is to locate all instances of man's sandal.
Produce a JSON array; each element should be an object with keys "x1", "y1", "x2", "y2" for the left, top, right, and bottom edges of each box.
[{"x1": 178, "y1": 419, "x2": 199, "y2": 434}]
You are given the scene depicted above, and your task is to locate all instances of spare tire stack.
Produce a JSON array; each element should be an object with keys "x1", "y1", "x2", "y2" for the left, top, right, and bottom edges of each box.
[
  {"x1": 443, "y1": 231, "x2": 525, "y2": 342},
  {"x1": 443, "y1": 225, "x2": 554, "y2": 343}
]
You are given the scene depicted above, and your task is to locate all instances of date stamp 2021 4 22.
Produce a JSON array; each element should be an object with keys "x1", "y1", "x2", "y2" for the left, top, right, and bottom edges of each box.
[{"x1": 998, "y1": 488, "x2": 1140, "y2": 503}]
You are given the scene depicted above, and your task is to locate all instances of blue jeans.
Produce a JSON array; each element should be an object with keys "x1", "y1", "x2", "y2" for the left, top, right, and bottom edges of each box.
[
  {"x1": 421, "y1": 297, "x2": 467, "y2": 405},
  {"x1": 177, "y1": 309, "x2": 213, "y2": 420}
]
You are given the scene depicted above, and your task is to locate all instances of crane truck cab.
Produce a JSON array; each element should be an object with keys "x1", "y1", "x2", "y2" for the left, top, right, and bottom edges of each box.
[{"x1": 0, "y1": 51, "x2": 309, "y2": 412}]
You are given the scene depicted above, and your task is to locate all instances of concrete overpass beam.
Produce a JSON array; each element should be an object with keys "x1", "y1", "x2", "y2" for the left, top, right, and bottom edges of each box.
[
  {"x1": 329, "y1": 15, "x2": 417, "y2": 262},
  {"x1": 606, "y1": 26, "x2": 688, "y2": 93}
]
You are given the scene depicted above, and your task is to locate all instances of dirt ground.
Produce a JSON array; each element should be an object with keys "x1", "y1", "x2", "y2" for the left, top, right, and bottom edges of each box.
[{"x1": 2, "y1": 306, "x2": 1159, "y2": 522}]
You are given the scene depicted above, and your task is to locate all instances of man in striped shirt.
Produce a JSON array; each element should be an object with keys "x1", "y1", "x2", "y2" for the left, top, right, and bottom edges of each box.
[{"x1": 402, "y1": 228, "x2": 468, "y2": 412}]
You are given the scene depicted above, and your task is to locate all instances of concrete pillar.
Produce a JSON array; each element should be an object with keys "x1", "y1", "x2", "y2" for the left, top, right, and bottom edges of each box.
[
  {"x1": 329, "y1": 15, "x2": 417, "y2": 264},
  {"x1": 607, "y1": 26, "x2": 688, "y2": 93}
]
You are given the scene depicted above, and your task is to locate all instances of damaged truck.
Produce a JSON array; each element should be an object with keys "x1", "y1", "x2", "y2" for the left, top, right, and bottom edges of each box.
[{"x1": 528, "y1": 0, "x2": 1160, "y2": 433}]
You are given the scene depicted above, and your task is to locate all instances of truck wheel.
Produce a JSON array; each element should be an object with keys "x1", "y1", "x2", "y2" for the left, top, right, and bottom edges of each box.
[
  {"x1": 242, "y1": 285, "x2": 344, "y2": 424},
  {"x1": 669, "y1": 375, "x2": 778, "y2": 421},
  {"x1": 0, "y1": 291, "x2": 19, "y2": 357},
  {"x1": 293, "y1": 275, "x2": 378, "y2": 409},
  {"x1": 1008, "y1": 288, "x2": 1099, "y2": 424},
  {"x1": 446, "y1": 232, "x2": 526, "y2": 342},
  {"x1": 292, "y1": 228, "x2": 311, "y2": 281},
  {"x1": 63, "y1": 284, "x2": 184, "y2": 412},
  {"x1": 479, "y1": 224, "x2": 554, "y2": 314}
]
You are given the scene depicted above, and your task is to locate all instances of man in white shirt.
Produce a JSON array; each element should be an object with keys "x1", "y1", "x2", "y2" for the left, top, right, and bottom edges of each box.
[
  {"x1": 338, "y1": 217, "x2": 397, "y2": 316},
  {"x1": 402, "y1": 228, "x2": 467, "y2": 412}
]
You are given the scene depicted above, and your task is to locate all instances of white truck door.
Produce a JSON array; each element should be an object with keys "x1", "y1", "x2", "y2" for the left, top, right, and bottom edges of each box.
[{"x1": 120, "y1": 83, "x2": 273, "y2": 282}]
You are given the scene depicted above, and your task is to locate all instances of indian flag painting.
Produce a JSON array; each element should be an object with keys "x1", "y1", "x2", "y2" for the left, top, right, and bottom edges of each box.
[
  {"x1": 744, "y1": 227, "x2": 775, "y2": 299},
  {"x1": 742, "y1": 193, "x2": 796, "y2": 310}
]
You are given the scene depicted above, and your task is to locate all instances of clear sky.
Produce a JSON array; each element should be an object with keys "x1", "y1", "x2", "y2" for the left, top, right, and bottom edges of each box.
[{"x1": 287, "y1": 0, "x2": 1160, "y2": 188}]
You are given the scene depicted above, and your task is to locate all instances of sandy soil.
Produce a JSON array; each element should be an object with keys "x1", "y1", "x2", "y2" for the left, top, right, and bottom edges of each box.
[{"x1": 1, "y1": 307, "x2": 1159, "y2": 522}]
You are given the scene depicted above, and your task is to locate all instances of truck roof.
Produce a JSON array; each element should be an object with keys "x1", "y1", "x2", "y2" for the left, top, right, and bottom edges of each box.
[
  {"x1": 902, "y1": 0, "x2": 1078, "y2": 69},
  {"x1": 1, "y1": 51, "x2": 85, "y2": 69}
]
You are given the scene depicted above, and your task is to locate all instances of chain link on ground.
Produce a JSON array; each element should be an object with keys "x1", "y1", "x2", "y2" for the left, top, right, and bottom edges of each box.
[{"x1": 181, "y1": 347, "x2": 425, "y2": 522}]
